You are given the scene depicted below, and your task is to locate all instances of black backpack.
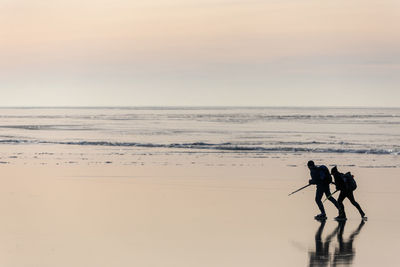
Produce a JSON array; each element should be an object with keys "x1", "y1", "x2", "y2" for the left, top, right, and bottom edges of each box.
[
  {"x1": 318, "y1": 165, "x2": 332, "y2": 184},
  {"x1": 343, "y1": 172, "x2": 357, "y2": 191}
]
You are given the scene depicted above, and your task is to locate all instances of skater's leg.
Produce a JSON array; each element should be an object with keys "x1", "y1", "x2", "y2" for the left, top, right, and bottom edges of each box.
[
  {"x1": 315, "y1": 186, "x2": 326, "y2": 215},
  {"x1": 337, "y1": 191, "x2": 346, "y2": 218},
  {"x1": 324, "y1": 187, "x2": 340, "y2": 210},
  {"x1": 347, "y1": 191, "x2": 365, "y2": 217}
]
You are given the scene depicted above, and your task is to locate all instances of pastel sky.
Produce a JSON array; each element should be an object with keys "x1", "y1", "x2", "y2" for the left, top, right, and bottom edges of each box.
[{"x1": 0, "y1": 0, "x2": 399, "y2": 106}]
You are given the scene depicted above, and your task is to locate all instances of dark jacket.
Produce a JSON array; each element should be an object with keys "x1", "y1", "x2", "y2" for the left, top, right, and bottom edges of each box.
[
  {"x1": 310, "y1": 165, "x2": 332, "y2": 186},
  {"x1": 332, "y1": 172, "x2": 346, "y2": 191}
]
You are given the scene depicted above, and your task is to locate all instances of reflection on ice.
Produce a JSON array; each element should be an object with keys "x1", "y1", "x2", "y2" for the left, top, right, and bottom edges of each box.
[{"x1": 308, "y1": 220, "x2": 365, "y2": 266}]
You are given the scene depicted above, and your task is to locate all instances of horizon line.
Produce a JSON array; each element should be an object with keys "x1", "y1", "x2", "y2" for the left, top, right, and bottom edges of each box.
[{"x1": 0, "y1": 105, "x2": 398, "y2": 109}]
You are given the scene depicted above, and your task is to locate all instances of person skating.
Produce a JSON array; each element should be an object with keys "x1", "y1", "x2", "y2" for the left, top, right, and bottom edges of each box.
[
  {"x1": 308, "y1": 160, "x2": 340, "y2": 220},
  {"x1": 331, "y1": 166, "x2": 367, "y2": 220}
]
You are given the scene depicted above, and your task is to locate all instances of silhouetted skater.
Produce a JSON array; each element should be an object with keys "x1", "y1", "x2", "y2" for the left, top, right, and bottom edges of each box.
[
  {"x1": 331, "y1": 166, "x2": 366, "y2": 220},
  {"x1": 308, "y1": 160, "x2": 340, "y2": 220}
]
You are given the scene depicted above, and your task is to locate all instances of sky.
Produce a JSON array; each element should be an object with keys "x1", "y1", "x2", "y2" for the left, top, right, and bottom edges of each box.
[{"x1": 0, "y1": 0, "x2": 399, "y2": 107}]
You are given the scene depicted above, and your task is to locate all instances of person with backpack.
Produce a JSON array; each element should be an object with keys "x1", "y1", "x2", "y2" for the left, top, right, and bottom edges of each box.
[
  {"x1": 308, "y1": 160, "x2": 340, "y2": 220},
  {"x1": 331, "y1": 166, "x2": 367, "y2": 221}
]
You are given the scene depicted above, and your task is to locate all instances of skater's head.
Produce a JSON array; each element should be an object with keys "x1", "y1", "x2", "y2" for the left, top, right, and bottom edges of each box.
[
  {"x1": 307, "y1": 160, "x2": 315, "y2": 169},
  {"x1": 331, "y1": 166, "x2": 338, "y2": 175}
]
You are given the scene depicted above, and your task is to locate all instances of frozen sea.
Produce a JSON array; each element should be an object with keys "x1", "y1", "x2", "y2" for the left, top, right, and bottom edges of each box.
[
  {"x1": 1, "y1": 107, "x2": 400, "y2": 267},
  {"x1": 0, "y1": 107, "x2": 398, "y2": 167}
]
